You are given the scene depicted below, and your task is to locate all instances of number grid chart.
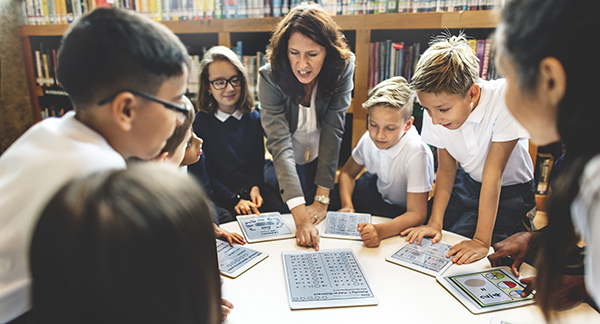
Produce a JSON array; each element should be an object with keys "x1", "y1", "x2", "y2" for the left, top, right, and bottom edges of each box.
[
  {"x1": 282, "y1": 249, "x2": 378, "y2": 309},
  {"x1": 216, "y1": 240, "x2": 268, "y2": 278}
]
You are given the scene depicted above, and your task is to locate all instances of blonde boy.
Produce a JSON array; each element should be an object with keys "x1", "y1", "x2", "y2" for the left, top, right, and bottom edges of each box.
[
  {"x1": 336, "y1": 76, "x2": 434, "y2": 247},
  {"x1": 402, "y1": 33, "x2": 535, "y2": 265}
]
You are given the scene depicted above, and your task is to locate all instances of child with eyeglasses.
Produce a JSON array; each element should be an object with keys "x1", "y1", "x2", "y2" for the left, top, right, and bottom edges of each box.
[
  {"x1": 0, "y1": 8, "x2": 191, "y2": 323},
  {"x1": 188, "y1": 46, "x2": 283, "y2": 221}
]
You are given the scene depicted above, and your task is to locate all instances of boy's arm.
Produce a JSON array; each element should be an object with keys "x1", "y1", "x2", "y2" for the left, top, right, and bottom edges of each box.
[
  {"x1": 402, "y1": 148, "x2": 456, "y2": 243},
  {"x1": 338, "y1": 157, "x2": 364, "y2": 212},
  {"x1": 428, "y1": 148, "x2": 457, "y2": 230},
  {"x1": 368, "y1": 191, "x2": 429, "y2": 243},
  {"x1": 449, "y1": 139, "x2": 517, "y2": 264}
]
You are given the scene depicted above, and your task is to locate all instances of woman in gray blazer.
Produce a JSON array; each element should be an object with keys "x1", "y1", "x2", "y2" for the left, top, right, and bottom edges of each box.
[{"x1": 258, "y1": 2, "x2": 355, "y2": 250}]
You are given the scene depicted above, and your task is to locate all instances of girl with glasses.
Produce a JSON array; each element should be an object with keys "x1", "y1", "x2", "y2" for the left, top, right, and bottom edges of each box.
[{"x1": 189, "y1": 46, "x2": 283, "y2": 221}]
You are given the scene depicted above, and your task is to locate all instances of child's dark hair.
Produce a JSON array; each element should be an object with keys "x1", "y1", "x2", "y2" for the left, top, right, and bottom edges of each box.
[
  {"x1": 30, "y1": 163, "x2": 221, "y2": 324},
  {"x1": 265, "y1": 1, "x2": 352, "y2": 104},
  {"x1": 57, "y1": 8, "x2": 190, "y2": 109},
  {"x1": 500, "y1": 0, "x2": 600, "y2": 319},
  {"x1": 161, "y1": 97, "x2": 196, "y2": 157}
]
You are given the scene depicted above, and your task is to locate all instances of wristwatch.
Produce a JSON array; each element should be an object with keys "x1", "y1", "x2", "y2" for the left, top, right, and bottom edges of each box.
[{"x1": 314, "y1": 195, "x2": 330, "y2": 205}]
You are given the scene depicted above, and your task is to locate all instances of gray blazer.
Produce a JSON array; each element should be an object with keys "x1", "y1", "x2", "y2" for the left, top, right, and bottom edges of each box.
[{"x1": 258, "y1": 53, "x2": 355, "y2": 202}]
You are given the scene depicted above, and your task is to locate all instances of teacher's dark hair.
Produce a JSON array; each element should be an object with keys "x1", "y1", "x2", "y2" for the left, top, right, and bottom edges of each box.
[
  {"x1": 500, "y1": 0, "x2": 600, "y2": 319},
  {"x1": 30, "y1": 163, "x2": 222, "y2": 324},
  {"x1": 265, "y1": 1, "x2": 352, "y2": 104}
]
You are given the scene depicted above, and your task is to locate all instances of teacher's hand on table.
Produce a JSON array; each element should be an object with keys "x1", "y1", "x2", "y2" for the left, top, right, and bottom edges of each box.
[
  {"x1": 488, "y1": 231, "x2": 541, "y2": 276},
  {"x1": 306, "y1": 202, "x2": 328, "y2": 226},
  {"x1": 357, "y1": 223, "x2": 381, "y2": 247},
  {"x1": 401, "y1": 223, "x2": 443, "y2": 245},
  {"x1": 291, "y1": 205, "x2": 320, "y2": 251}
]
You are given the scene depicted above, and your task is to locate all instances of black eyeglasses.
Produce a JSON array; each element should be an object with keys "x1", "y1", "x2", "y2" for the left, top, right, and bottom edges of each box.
[
  {"x1": 97, "y1": 90, "x2": 192, "y2": 123},
  {"x1": 209, "y1": 76, "x2": 242, "y2": 90}
]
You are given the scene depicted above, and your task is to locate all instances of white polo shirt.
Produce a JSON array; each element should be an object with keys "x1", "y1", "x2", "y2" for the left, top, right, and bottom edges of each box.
[
  {"x1": 352, "y1": 126, "x2": 434, "y2": 207},
  {"x1": 421, "y1": 78, "x2": 534, "y2": 185},
  {"x1": 0, "y1": 111, "x2": 126, "y2": 323}
]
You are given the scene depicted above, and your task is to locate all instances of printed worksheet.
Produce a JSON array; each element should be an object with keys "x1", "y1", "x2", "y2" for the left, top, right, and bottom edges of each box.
[
  {"x1": 216, "y1": 240, "x2": 268, "y2": 278},
  {"x1": 236, "y1": 212, "x2": 294, "y2": 243},
  {"x1": 282, "y1": 249, "x2": 379, "y2": 309},
  {"x1": 322, "y1": 212, "x2": 371, "y2": 240},
  {"x1": 386, "y1": 238, "x2": 453, "y2": 276}
]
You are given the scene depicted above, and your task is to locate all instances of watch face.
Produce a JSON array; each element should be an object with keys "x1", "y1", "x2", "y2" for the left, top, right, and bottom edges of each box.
[{"x1": 316, "y1": 195, "x2": 330, "y2": 204}]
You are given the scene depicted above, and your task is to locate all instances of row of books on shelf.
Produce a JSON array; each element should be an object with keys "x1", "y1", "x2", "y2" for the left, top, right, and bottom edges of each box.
[
  {"x1": 25, "y1": 0, "x2": 501, "y2": 25},
  {"x1": 368, "y1": 36, "x2": 498, "y2": 90},
  {"x1": 233, "y1": 41, "x2": 266, "y2": 107},
  {"x1": 34, "y1": 41, "x2": 265, "y2": 119}
]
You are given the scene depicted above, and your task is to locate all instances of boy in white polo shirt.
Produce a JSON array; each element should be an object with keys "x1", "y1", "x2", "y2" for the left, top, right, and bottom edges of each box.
[
  {"x1": 402, "y1": 33, "x2": 535, "y2": 265},
  {"x1": 334, "y1": 76, "x2": 434, "y2": 248},
  {"x1": 0, "y1": 8, "x2": 191, "y2": 323}
]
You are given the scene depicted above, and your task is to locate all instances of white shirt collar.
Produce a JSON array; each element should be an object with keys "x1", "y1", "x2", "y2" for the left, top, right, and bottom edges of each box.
[{"x1": 214, "y1": 109, "x2": 243, "y2": 122}]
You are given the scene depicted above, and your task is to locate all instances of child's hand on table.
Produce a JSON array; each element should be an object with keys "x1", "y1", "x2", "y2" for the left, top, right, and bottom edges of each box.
[
  {"x1": 401, "y1": 223, "x2": 442, "y2": 245},
  {"x1": 446, "y1": 238, "x2": 489, "y2": 265},
  {"x1": 357, "y1": 223, "x2": 381, "y2": 248},
  {"x1": 214, "y1": 223, "x2": 246, "y2": 246},
  {"x1": 235, "y1": 199, "x2": 259, "y2": 215}
]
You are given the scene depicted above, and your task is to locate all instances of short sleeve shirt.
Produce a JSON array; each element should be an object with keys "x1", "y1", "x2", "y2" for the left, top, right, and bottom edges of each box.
[
  {"x1": 421, "y1": 78, "x2": 534, "y2": 185},
  {"x1": 352, "y1": 126, "x2": 434, "y2": 207}
]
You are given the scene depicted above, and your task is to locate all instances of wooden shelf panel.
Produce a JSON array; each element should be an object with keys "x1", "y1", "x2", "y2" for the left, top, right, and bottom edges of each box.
[{"x1": 366, "y1": 10, "x2": 499, "y2": 30}]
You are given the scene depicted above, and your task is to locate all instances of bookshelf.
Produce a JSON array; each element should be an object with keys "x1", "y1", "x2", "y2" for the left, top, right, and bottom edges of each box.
[{"x1": 19, "y1": 10, "x2": 500, "y2": 148}]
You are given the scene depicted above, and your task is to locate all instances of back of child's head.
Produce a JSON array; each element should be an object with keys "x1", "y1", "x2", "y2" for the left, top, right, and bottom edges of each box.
[
  {"x1": 30, "y1": 163, "x2": 221, "y2": 324},
  {"x1": 160, "y1": 97, "x2": 196, "y2": 157},
  {"x1": 411, "y1": 32, "x2": 479, "y2": 97},
  {"x1": 363, "y1": 76, "x2": 413, "y2": 121},
  {"x1": 57, "y1": 8, "x2": 190, "y2": 109},
  {"x1": 196, "y1": 45, "x2": 254, "y2": 114}
]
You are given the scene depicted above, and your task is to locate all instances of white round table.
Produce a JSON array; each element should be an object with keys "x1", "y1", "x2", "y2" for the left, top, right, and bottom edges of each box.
[{"x1": 220, "y1": 214, "x2": 600, "y2": 324}]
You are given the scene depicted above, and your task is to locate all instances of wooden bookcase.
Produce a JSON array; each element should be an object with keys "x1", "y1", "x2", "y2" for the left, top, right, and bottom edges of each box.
[{"x1": 19, "y1": 10, "x2": 500, "y2": 148}]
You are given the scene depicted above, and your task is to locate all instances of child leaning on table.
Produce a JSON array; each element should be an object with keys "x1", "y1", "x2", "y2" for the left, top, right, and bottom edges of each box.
[
  {"x1": 30, "y1": 163, "x2": 223, "y2": 324},
  {"x1": 155, "y1": 97, "x2": 246, "y2": 246},
  {"x1": 0, "y1": 8, "x2": 191, "y2": 323},
  {"x1": 332, "y1": 76, "x2": 434, "y2": 248},
  {"x1": 402, "y1": 32, "x2": 535, "y2": 265}
]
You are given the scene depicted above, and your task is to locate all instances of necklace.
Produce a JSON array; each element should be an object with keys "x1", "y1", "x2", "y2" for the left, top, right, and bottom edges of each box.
[{"x1": 303, "y1": 104, "x2": 311, "y2": 163}]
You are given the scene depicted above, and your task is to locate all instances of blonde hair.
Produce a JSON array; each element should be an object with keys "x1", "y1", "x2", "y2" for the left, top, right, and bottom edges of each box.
[
  {"x1": 196, "y1": 46, "x2": 254, "y2": 114},
  {"x1": 363, "y1": 76, "x2": 413, "y2": 121},
  {"x1": 411, "y1": 32, "x2": 479, "y2": 96}
]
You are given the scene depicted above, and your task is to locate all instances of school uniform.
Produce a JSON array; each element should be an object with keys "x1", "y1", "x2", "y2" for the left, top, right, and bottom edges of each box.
[
  {"x1": 572, "y1": 154, "x2": 600, "y2": 307},
  {"x1": 190, "y1": 109, "x2": 283, "y2": 216},
  {"x1": 341, "y1": 126, "x2": 434, "y2": 217},
  {"x1": 0, "y1": 111, "x2": 126, "y2": 323},
  {"x1": 421, "y1": 78, "x2": 535, "y2": 244}
]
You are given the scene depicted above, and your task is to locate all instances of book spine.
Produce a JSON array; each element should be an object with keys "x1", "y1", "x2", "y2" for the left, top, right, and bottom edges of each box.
[
  {"x1": 384, "y1": 40, "x2": 391, "y2": 80},
  {"x1": 374, "y1": 41, "x2": 380, "y2": 85},
  {"x1": 35, "y1": 50, "x2": 43, "y2": 85},
  {"x1": 481, "y1": 38, "x2": 491, "y2": 80},
  {"x1": 475, "y1": 39, "x2": 485, "y2": 77}
]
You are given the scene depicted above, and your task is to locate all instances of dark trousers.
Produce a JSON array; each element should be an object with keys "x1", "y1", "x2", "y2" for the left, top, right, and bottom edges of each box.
[
  {"x1": 329, "y1": 172, "x2": 407, "y2": 218},
  {"x1": 443, "y1": 168, "x2": 536, "y2": 245}
]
